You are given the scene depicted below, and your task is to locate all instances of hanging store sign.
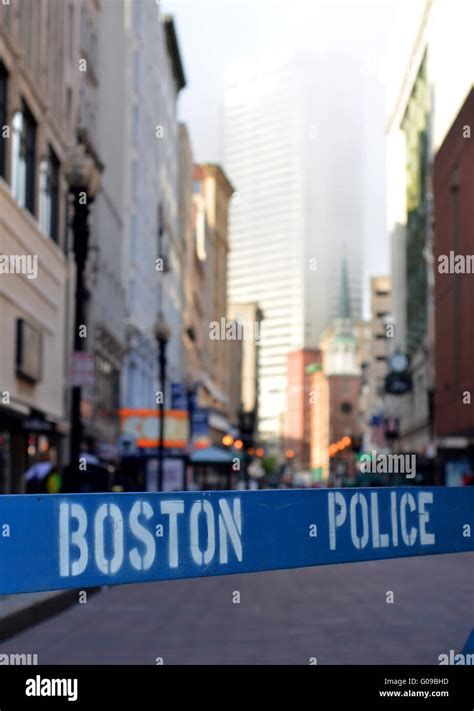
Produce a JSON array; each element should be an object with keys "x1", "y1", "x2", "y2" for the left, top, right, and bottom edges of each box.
[
  {"x1": 69, "y1": 352, "x2": 95, "y2": 389},
  {"x1": 119, "y1": 409, "x2": 189, "y2": 449}
]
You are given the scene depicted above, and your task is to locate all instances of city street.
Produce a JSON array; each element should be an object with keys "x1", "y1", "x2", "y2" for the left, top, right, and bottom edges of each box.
[
  {"x1": 1, "y1": 552, "x2": 472, "y2": 665},
  {"x1": 1, "y1": 0, "x2": 474, "y2": 692}
]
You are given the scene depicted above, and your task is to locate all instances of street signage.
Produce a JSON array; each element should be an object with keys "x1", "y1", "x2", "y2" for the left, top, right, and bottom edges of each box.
[
  {"x1": 96, "y1": 441, "x2": 119, "y2": 461},
  {"x1": 0, "y1": 487, "x2": 472, "y2": 595},
  {"x1": 389, "y1": 351, "x2": 409, "y2": 373},
  {"x1": 190, "y1": 407, "x2": 210, "y2": 448},
  {"x1": 68, "y1": 352, "x2": 95, "y2": 389},
  {"x1": 119, "y1": 409, "x2": 189, "y2": 449},
  {"x1": 22, "y1": 416, "x2": 55, "y2": 433},
  {"x1": 171, "y1": 383, "x2": 188, "y2": 411},
  {"x1": 385, "y1": 370, "x2": 412, "y2": 395}
]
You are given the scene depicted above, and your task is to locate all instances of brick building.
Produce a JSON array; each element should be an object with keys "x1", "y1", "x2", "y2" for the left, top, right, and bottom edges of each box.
[
  {"x1": 285, "y1": 348, "x2": 320, "y2": 471},
  {"x1": 433, "y1": 86, "x2": 474, "y2": 483}
]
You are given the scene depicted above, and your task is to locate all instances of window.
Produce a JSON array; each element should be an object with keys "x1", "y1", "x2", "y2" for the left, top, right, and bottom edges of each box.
[
  {"x1": 130, "y1": 214, "x2": 137, "y2": 258},
  {"x1": 129, "y1": 278, "x2": 136, "y2": 312},
  {"x1": 156, "y1": 203, "x2": 169, "y2": 270},
  {"x1": 12, "y1": 104, "x2": 36, "y2": 214},
  {"x1": 193, "y1": 180, "x2": 201, "y2": 194},
  {"x1": 132, "y1": 51, "x2": 140, "y2": 91},
  {"x1": 80, "y1": 5, "x2": 86, "y2": 54},
  {"x1": 127, "y1": 361, "x2": 137, "y2": 408},
  {"x1": 95, "y1": 355, "x2": 120, "y2": 417},
  {"x1": 157, "y1": 203, "x2": 164, "y2": 245},
  {"x1": 66, "y1": 87, "x2": 73, "y2": 122},
  {"x1": 39, "y1": 147, "x2": 60, "y2": 242},
  {"x1": 68, "y1": 4, "x2": 74, "y2": 63},
  {"x1": 157, "y1": 202, "x2": 164, "y2": 256},
  {"x1": 0, "y1": 63, "x2": 7, "y2": 179},
  {"x1": 16, "y1": 319, "x2": 42, "y2": 383},
  {"x1": 131, "y1": 160, "x2": 138, "y2": 200},
  {"x1": 133, "y1": 0, "x2": 141, "y2": 31},
  {"x1": 3, "y1": 2, "x2": 11, "y2": 30},
  {"x1": 132, "y1": 105, "x2": 139, "y2": 145}
]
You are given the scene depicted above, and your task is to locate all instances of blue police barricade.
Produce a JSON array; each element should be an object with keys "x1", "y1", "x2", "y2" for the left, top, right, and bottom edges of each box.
[{"x1": 0, "y1": 487, "x2": 472, "y2": 595}]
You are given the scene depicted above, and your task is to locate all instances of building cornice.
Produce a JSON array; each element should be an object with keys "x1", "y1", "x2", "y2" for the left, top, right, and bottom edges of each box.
[
  {"x1": 386, "y1": 0, "x2": 433, "y2": 134},
  {"x1": 161, "y1": 15, "x2": 186, "y2": 92}
]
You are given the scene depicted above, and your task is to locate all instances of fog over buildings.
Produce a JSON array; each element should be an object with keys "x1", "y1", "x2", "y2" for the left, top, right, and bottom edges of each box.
[
  {"x1": 163, "y1": 1, "x2": 395, "y2": 440},
  {"x1": 166, "y1": 0, "x2": 396, "y2": 314},
  {"x1": 222, "y1": 50, "x2": 370, "y2": 440}
]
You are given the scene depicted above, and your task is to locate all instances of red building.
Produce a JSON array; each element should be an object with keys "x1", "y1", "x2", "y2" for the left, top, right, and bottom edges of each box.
[
  {"x1": 285, "y1": 349, "x2": 321, "y2": 470},
  {"x1": 328, "y1": 374, "x2": 361, "y2": 445},
  {"x1": 433, "y1": 87, "x2": 474, "y2": 480}
]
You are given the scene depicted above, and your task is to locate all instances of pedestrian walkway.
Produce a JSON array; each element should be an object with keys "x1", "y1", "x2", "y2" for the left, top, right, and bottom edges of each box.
[
  {"x1": 0, "y1": 552, "x2": 471, "y2": 664},
  {"x1": 0, "y1": 590, "x2": 77, "y2": 642}
]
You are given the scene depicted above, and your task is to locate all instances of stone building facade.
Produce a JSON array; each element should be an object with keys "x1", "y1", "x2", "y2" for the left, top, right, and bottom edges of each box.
[{"x1": 0, "y1": 0, "x2": 93, "y2": 490}]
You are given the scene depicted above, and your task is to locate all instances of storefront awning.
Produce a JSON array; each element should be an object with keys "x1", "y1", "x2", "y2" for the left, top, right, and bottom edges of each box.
[{"x1": 190, "y1": 447, "x2": 234, "y2": 465}]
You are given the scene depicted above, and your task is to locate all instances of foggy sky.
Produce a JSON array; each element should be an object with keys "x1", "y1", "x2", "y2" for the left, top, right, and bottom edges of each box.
[{"x1": 164, "y1": 0, "x2": 401, "y2": 315}]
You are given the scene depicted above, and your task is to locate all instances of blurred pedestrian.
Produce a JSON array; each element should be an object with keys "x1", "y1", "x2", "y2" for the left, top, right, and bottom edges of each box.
[
  {"x1": 24, "y1": 452, "x2": 62, "y2": 494},
  {"x1": 463, "y1": 470, "x2": 474, "y2": 486}
]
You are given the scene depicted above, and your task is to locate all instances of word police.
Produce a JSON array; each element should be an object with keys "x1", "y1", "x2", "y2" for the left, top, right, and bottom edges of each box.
[
  {"x1": 328, "y1": 490, "x2": 436, "y2": 550},
  {"x1": 59, "y1": 497, "x2": 243, "y2": 577}
]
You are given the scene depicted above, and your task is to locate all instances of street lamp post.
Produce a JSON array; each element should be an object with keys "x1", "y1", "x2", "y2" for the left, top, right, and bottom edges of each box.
[
  {"x1": 183, "y1": 376, "x2": 198, "y2": 492},
  {"x1": 65, "y1": 145, "x2": 101, "y2": 491},
  {"x1": 154, "y1": 314, "x2": 170, "y2": 492}
]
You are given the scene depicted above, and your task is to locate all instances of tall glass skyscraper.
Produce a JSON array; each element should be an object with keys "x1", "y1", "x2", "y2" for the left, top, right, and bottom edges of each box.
[{"x1": 223, "y1": 52, "x2": 364, "y2": 443}]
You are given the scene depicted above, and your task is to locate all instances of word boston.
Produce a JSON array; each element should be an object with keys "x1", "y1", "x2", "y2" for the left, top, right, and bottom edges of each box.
[{"x1": 0, "y1": 488, "x2": 472, "y2": 594}]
